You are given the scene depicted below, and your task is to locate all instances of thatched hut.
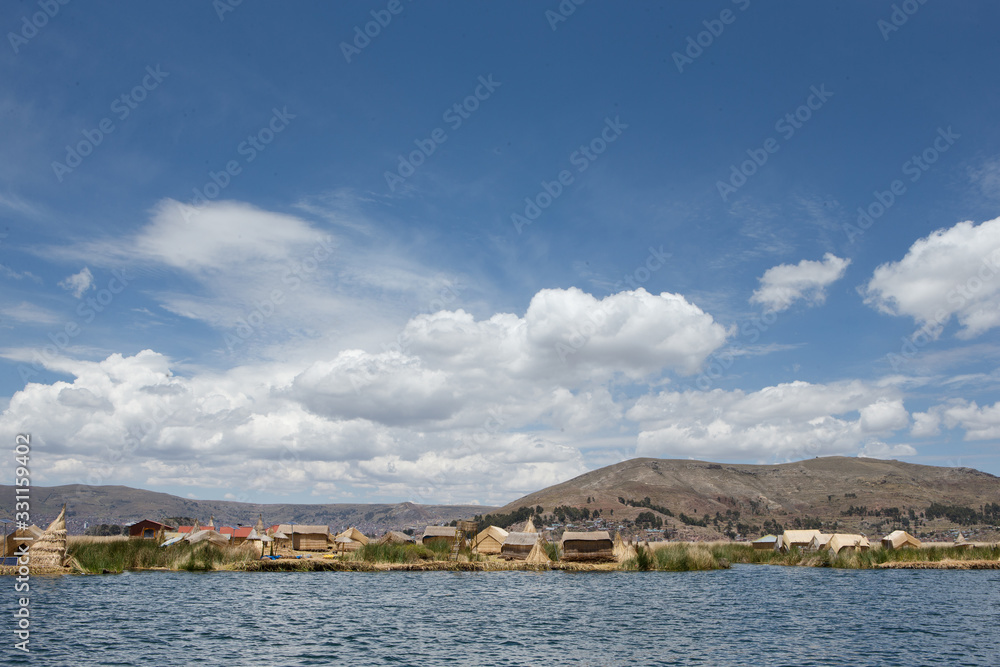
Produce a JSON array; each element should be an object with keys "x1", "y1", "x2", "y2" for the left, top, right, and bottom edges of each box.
[
  {"x1": 472, "y1": 526, "x2": 509, "y2": 555},
  {"x1": 501, "y1": 532, "x2": 538, "y2": 560},
  {"x1": 560, "y1": 531, "x2": 614, "y2": 562},
  {"x1": 184, "y1": 529, "x2": 230, "y2": 547},
  {"x1": 285, "y1": 525, "x2": 330, "y2": 551},
  {"x1": 333, "y1": 527, "x2": 369, "y2": 553},
  {"x1": 752, "y1": 534, "x2": 778, "y2": 551},
  {"x1": 827, "y1": 534, "x2": 871, "y2": 555},
  {"x1": 31, "y1": 505, "x2": 68, "y2": 569},
  {"x1": 4, "y1": 525, "x2": 43, "y2": 557},
  {"x1": 128, "y1": 519, "x2": 176, "y2": 540},
  {"x1": 525, "y1": 540, "x2": 552, "y2": 564},
  {"x1": 522, "y1": 517, "x2": 538, "y2": 534},
  {"x1": 378, "y1": 531, "x2": 415, "y2": 545},
  {"x1": 780, "y1": 530, "x2": 822, "y2": 552},
  {"x1": 421, "y1": 526, "x2": 458, "y2": 549},
  {"x1": 807, "y1": 534, "x2": 832, "y2": 552},
  {"x1": 882, "y1": 530, "x2": 921, "y2": 550}
]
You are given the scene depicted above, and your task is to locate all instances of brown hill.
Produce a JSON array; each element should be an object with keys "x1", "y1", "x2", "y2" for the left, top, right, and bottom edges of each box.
[
  {"x1": 497, "y1": 456, "x2": 1000, "y2": 540},
  {"x1": 0, "y1": 484, "x2": 496, "y2": 537}
]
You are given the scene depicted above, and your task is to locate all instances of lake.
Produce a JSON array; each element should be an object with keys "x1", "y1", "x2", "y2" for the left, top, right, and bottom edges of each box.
[{"x1": 6, "y1": 565, "x2": 999, "y2": 665}]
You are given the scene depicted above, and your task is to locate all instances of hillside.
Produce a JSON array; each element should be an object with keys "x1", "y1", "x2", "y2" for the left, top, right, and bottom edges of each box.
[
  {"x1": 0, "y1": 484, "x2": 496, "y2": 536},
  {"x1": 496, "y1": 457, "x2": 1000, "y2": 540}
]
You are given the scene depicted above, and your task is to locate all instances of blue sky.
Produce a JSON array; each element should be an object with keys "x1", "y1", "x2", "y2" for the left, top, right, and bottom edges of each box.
[{"x1": 2, "y1": 1, "x2": 999, "y2": 505}]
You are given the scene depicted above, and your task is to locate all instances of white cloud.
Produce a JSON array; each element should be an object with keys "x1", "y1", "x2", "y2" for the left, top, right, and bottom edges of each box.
[
  {"x1": 939, "y1": 400, "x2": 1000, "y2": 440},
  {"x1": 58, "y1": 267, "x2": 94, "y2": 298},
  {"x1": 629, "y1": 380, "x2": 910, "y2": 460},
  {"x1": 858, "y1": 441, "x2": 917, "y2": 459},
  {"x1": 750, "y1": 253, "x2": 850, "y2": 312},
  {"x1": 0, "y1": 301, "x2": 62, "y2": 325},
  {"x1": 0, "y1": 264, "x2": 41, "y2": 283},
  {"x1": 862, "y1": 217, "x2": 1000, "y2": 338}
]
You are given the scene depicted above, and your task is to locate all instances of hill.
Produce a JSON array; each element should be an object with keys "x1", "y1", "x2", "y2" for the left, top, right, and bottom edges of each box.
[
  {"x1": 0, "y1": 484, "x2": 496, "y2": 536},
  {"x1": 494, "y1": 457, "x2": 1000, "y2": 541}
]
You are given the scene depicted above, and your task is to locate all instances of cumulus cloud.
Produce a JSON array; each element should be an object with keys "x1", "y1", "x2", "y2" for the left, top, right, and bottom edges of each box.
[
  {"x1": 0, "y1": 285, "x2": 723, "y2": 502},
  {"x1": 629, "y1": 380, "x2": 912, "y2": 460},
  {"x1": 58, "y1": 267, "x2": 94, "y2": 298},
  {"x1": 750, "y1": 253, "x2": 850, "y2": 312},
  {"x1": 937, "y1": 400, "x2": 1000, "y2": 440},
  {"x1": 862, "y1": 217, "x2": 1000, "y2": 338},
  {"x1": 858, "y1": 441, "x2": 917, "y2": 459}
]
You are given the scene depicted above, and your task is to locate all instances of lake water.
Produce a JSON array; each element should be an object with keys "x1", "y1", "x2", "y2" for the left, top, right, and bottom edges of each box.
[{"x1": 5, "y1": 565, "x2": 999, "y2": 665}]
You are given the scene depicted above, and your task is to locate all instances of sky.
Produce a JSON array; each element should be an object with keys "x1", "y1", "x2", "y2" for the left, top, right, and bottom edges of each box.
[{"x1": 1, "y1": 1, "x2": 999, "y2": 506}]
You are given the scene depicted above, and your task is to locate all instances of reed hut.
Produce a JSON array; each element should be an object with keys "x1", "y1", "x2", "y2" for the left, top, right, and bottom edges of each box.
[
  {"x1": 525, "y1": 540, "x2": 552, "y2": 564},
  {"x1": 752, "y1": 534, "x2": 778, "y2": 551},
  {"x1": 184, "y1": 529, "x2": 230, "y2": 547},
  {"x1": 500, "y1": 532, "x2": 538, "y2": 560},
  {"x1": 826, "y1": 534, "x2": 870, "y2": 555},
  {"x1": 472, "y1": 526, "x2": 509, "y2": 555},
  {"x1": 287, "y1": 525, "x2": 331, "y2": 551},
  {"x1": 953, "y1": 533, "x2": 975, "y2": 549},
  {"x1": 779, "y1": 530, "x2": 822, "y2": 552},
  {"x1": 522, "y1": 517, "x2": 538, "y2": 533},
  {"x1": 231, "y1": 526, "x2": 258, "y2": 545},
  {"x1": 807, "y1": 534, "x2": 832, "y2": 552},
  {"x1": 271, "y1": 530, "x2": 290, "y2": 551},
  {"x1": 4, "y1": 525, "x2": 43, "y2": 557},
  {"x1": 30, "y1": 505, "x2": 68, "y2": 569},
  {"x1": 421, "y1": 526, "x2": 458, "y2": 549},
  {"x1": 378, "y1": 531, "x2": 415, "y2": 545},
  {"x1": 560, "y1": 531, "x2": 614, "y2": 562},
  {"x1": 881, "y1": 530, "x2": 921, "y2": 550},
  {"x1": 333, "y1": 527, "x2": 369, "y2": 553},
  {"x1": 128, "y1": 519, "x2": 176, "y2": 540}
]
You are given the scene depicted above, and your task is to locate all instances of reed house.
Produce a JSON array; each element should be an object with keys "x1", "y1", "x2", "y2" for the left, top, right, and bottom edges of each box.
[
  {"x1": 421, "y1": 526, "x2": 458, "y2": 549},
  {"x1": 472, "y1": 526, "x2": 508, "y2": 555},
  {"x1": 500, "y1": 532, "x2": 537, "y2": 560},
  {"x1": 560, "y1": 531, "x2": 614, "y2": 562}
]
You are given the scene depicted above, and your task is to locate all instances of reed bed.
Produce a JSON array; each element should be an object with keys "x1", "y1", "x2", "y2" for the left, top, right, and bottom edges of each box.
[
  {"x1": 68, "y1": 539, "x2": 260, "y2": 573},
  {"x1": 623, "y1": 543, "x2": 729, "y2": 571}
]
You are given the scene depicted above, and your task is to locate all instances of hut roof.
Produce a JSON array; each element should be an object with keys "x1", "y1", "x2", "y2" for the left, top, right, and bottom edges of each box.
[
  {"x1": 523, "y1": 517, "x2": 537, "y2": 533},
  {"x1": 233, "y1": 526, "x2": 255, "y2": 539},
  {"x1": 272, "y1": 531, "x2": 289, "y2": 540},
  {"x1": 503, "y1": 532, "x2": 539, "y2": 547},
  {"x1": 422, "y1": 526, "x2": 458, "y2": 538},
  {"x1": 277, "y1": 524, "x2": 329, "y2": 535},
  {"x1": 782, "y1": 530, "x2": 822, "y2": 545},
  {"x1": 753, "y1": 534, "x2": 778, "y2": 544},
  {"x1": 254, "y1": 515, "x2": 265, "y2": 533},
  {"x1": 475, "y1": 525, "x2": 509, "y2": 543},
  {"x1": 882, "y1": 530, "x2": 921, "y2": 549},
  {"x1": 561, "y1": 530, "x2": 612, "y2": 544},
  {"x1": 335, "y1": 527, "x2": 369, "y2": 544},
  {"x1": 184, "y1": 529, "x2": 230, "y2": 545},
  {"x1": 379, "y1": 531, "x2": 414, "y2": 544},
  {"x1": 525, "y1": 540, "x2": 551, "y2": 564},
  {"x1": 218, "y1": 526, "x2": 235, "y2": 536},
  {"x1": 827, "y1": 534, "x2": 870, "y2": 554}
]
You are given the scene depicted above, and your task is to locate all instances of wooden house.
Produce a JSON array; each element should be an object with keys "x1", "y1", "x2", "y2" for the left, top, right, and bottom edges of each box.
[
  {"x1": 471, "y1": 526, "x2": 509, "y2": 555},
  {"x1": 560, "y1": 531, "x2": 614, "y2": 562},
  {"x1": 500, "y1": 532, "x2": 538, "y2": 560},
  {"x1": 128, "y1": 519, "x2": 176, "y2": 540},
  {"x1": 421, "y1": 526, "x2": 458, "y2": 549}
]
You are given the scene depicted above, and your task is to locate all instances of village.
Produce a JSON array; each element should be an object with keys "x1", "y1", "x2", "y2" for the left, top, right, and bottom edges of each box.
[{"x1": 6, "y1": 503, "x2": 997, "y2": 573}]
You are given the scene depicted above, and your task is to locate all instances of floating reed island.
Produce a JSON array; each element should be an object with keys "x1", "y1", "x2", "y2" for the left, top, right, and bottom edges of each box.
[{"x1": 6, "y1": 517, "x2": 998, "y2": 575}]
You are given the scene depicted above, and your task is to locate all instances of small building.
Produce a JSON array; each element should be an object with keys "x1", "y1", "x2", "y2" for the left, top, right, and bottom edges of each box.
[
  {"x1": 807, "y1": 534, "x2": 832, "y2": 552},
  {"x1": 184, "y1": 529, "x2": 230, "y2": 546},
  {"x1": 827, "y1": 534, "x2": 871, "y2": 555},
  {"x1": 881, "y1": 530, "x2": 921, "y2": 550},
  {"x1": 500, "y1": 532, "x2": 538, "y2": 560},
  {"x1": 560, "y1": 531, "x2": 614, "y2": 562},
  {"x1": 472, "y1": 526, "x2": 509, "y2": 555},
  {"x1": 378, "y1": 531, "x2": 415, "y2": 545},
  {"x1": 421, "y1": 526, "x2": 458, "y2": 549},
  {"x1": 780, "y1": 530, "x2": 823, "y2": 552},
  {"x1": 275, "y1": 524, "x2": 331, "y2": 551},
  {"x1": 231, "y1": 527, "x2": 258, "y2": 545},
  {"x1": 128, "y1": 519, "x2": 176, "y2": 540},
  {"x1": 752, "y1": 534, "x2": 778, "y2": 551},
  {"x1": 333, "y1": 527, "x2": 369, "y2": 553}
]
